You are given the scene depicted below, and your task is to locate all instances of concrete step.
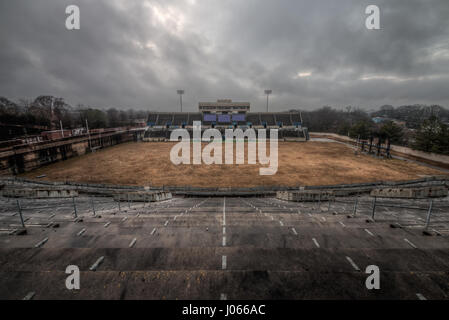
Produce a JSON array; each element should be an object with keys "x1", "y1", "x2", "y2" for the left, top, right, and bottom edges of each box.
[
  {"x1": 1, "y1": 248, "x2": 449, "y2": 273},
  {"x1": 0, "y1": 268, "x2": 448, "y2": 300}
]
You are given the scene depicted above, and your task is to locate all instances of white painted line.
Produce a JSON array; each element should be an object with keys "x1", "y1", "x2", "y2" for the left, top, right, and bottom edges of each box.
[
  {"x1": 129, "y1": 238, "x2": 137, "y2": 248},
  {"x1": 339, "y1": 221, "x2": 346, "y2": 227},
  {"x1": 416, "y1": 293, "x2": 427, "y2": 300},
  {"x1": 222, "y1": 236, "x2": 226, "y2": 247},
  {"x1": 77, "y1": 228, "x2": 86, "y2": 236},
  {"x1": 308, "y1": 213, "x2": 312, "y2": 217},
  {"x1": 279, "y1": 220, "x2": 284, "y2": 226},
  {"x1": 23, "y1": 292, "x2": 35, "y2": 300},
  {"x1": 151, "y1": 227, "x2": 156, "y2": 235},
  {"x1": 89, "y1": 256, "x2": 104, "y2": 271},
  {"x1": 104, "y1": 222, "x2": 111, "y2": 228},
  {"x1": 312, "y1": 238, "x2": 320, "y2": 248},
  {"x1": 164, "y1": 220, "x2": 169, "y2": 226},
  {"x1": 223, "y1": 197, "x2": 226, "y2": 226},
  {"x1": 364, "y1": 229, "x2": 374, "y2": 236},
  {"x1": 34, "y1": 237, "x2": 48, "y2": 248},
  {"x1": 122, "y1": 217, "x2": 127, "y2": 222},
  {"x1": 291, "y1": 228, "x2": 298, "y2": 235},
  {"x1": 404, "y1": 238, "x2": 417, "y2": 249},
  {"x1": 222, "y1": 255, "x2": 227, "y2": 270},
  {"x1": 346, "y1": 256, "x2": 361, "y2": 271},
  {"x1": 223, "y1": 227, "x2": 226, "y2": 235},
  {"x1": 49, "y1": 214, "x2": 55, "y2": 219},
  {"x1": 321, "y1": 217, "x2": 326, "y2": 222},
  {"x1": 220, "y1": 293, "x2": 227, "y2": 300},
  {"x1": 173, "y1": 216, "x2": 177, "y2": 221}
]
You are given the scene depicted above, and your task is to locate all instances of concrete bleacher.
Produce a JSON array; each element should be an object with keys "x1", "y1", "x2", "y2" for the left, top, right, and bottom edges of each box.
[
  {"x1": 147, "y1": 112, "x2": 303, "y2": 128},
  {"x1": 217, "y1": 115, "x2": 232, "y2": 125},
  {"x1": 1, "y1": 177, "x2": 449, "y2": 299},
  {"x1": 260, "y1": 113, "x2": 276, "y2": 126},
  {"x1": 145, "y1": 112, "x2": 309, "y2": 141},
  {"x1": 245, "y1": 113, "x2": 260, "y2": 126},
  {"x1": 156, "y1": 113, "x2": 173, "y2": 126},
  {"x1": 291, "y1": 112, "x2": 302, "y2": 125},
  {"x1": 147, "y1": 113, "x2": 158, "y2": 125},
  {"x1": 187, "y1": 113, "x2": 202, "y2": 125},
  {"x1": 172, "y1": 113, "x2": 189, "y2": 126},
  {"x1": 274, "y1": 113, "x2": 292, "y2": 127},
  {"x1": 1, "y1": 192, "x2": 448, "y2": 299}
]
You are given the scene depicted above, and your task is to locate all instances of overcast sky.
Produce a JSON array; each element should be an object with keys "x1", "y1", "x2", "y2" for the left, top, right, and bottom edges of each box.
[{"x1": 1, "y1": 0, "x2": 449, "y2": 111}]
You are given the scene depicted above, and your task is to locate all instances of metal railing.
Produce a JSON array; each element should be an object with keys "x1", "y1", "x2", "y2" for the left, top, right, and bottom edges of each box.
[
  {"x1": 12, "y1": 196, "x2": 156, "y2": 229},
  {"x1": 275, "y1": 195, "x2": 448, "y2": 232},
  {"x1": 370, "y1": 197, "x2": 449, "y2": 230},
  {"x1": 14, "y1": 197, "x2": 77, "y2": 228}
]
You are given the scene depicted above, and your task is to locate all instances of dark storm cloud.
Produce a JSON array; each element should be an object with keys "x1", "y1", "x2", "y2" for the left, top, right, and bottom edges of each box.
[{"x1": 1, "y1": 0, "x2": 449, "y2": 111}]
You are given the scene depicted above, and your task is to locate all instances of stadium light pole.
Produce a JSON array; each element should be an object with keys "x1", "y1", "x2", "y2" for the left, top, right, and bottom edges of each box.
[
  {"x1": 264, "y1": 90, "x2": 272, "y2": 112},
  {"x1": 177, "y1": 90, "x2": 184, "y2": 112}
]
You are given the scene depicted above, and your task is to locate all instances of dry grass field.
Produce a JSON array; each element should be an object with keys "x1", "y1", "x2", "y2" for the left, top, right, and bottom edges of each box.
[{"x1": 21, "y1": 141, "x2": 448, "y2": 187}]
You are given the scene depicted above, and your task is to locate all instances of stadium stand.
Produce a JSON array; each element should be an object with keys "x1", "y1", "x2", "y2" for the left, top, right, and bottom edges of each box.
[
  {"x1": 156, "y1": 113, "x2": 173, "y2": 126},
  {"x1": 260, "y1": 113, "x2": 276, "y2": 126},
  {"x1": 274, "y1": 113, "x2": 292, "y2": 127},
  {"x1": 188, "y1": 113, "x2": 202, "y2": 125},
  {"x1": 145, "y1": 109, "x2": 309, "y2": 141},
  {"x1": 148, "y1": 112, "x2": 305, "y2": 128},
  {"x1": 202, "y1": 113, "x2": 216, "y2": 126},
  {"x1": 291, "y1": 112, "x2": 302, "y2": 125},
  {"x1": 146, "y1": 112, "x2": 239, "y2": 127},
  {"x1": 173, "y1": 113, "x2": 189, "y2": 126},
  {"x1": 147, "y1": 113, "x2": 158, "y2": 125},
  {"x1": 246, "y1": 113, "x2": 261, "y2": 126},
  {"x1": 217, "y1": 114, "x2": 231, "y2": 124}
]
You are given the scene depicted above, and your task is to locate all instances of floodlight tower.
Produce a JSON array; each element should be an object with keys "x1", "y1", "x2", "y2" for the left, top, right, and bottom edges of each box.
[
  {"x1": 177, "y1": 90, "x2": 184, "y2": 112},
  {"x1": 264, "y1": 89, "x2": 272, "y2": 112}
]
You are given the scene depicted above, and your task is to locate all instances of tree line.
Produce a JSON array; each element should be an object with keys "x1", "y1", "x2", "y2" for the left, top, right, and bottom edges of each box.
[
  {"x1": 0, "y1": 96, "x2": 148, "y2": 131},
  {"x1": 295, "y1": 105, "x2": 449, "y2": 155},
  {"x1": 1, "y1": 96, "x2": 448, "y2": 155}
]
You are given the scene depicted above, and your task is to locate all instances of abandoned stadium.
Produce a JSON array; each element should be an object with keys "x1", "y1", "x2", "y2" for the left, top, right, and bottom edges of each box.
[{"x1": 0, "y1": 100, "x2": 448, "y2": 300}]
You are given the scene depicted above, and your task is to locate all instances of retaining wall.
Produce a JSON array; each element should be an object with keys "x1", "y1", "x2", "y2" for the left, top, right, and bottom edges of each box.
[
  {"x1": 1, "y1": 187, "x2": 78, "y2": 198},
  {"x1": 277, "y1": 190, "x2": 335, "y2": 202},
  {"x1": 1, "y1": 175, "x2": 448, "y2": 198},
  {"x1": 370, "y1": 186, "x2": 448, "y2": 199},
  {"x1": 113, "y1": 191, "x2": 172, "y2": 202},
  {"x1": 0, "y1": 129, "x2": 145, "y2": 175}
]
